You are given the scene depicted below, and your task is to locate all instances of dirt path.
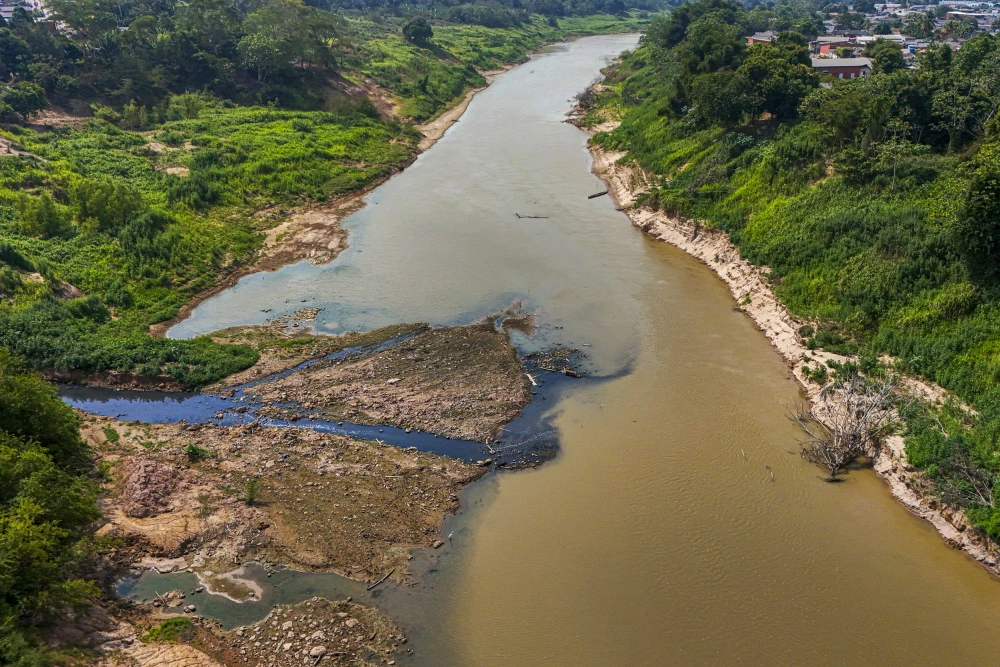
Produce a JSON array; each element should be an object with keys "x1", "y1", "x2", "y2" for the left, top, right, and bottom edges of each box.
[{"x1": 583, "y1": 119, "x2": 1000, "y2": 577}]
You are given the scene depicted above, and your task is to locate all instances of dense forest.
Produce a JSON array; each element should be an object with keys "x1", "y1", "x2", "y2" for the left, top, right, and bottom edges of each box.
[{"x1": 584, "y1": 0, "x2": 1000, "y2": 540}]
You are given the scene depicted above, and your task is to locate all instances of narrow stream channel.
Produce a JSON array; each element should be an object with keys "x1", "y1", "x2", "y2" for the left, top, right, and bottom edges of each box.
[{"x1": 114, "y1": 35, "x2": 1000, "y2": 664}]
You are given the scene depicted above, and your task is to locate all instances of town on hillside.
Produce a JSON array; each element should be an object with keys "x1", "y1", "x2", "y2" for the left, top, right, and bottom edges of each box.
[{"x1": 748, "y1": 0, "x2": 1000, "y2": 78}]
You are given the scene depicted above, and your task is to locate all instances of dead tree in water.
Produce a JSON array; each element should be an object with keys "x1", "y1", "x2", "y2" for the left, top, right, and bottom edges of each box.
[
  {"x1": 791, "y1": 375, "x2": 901, "y2": 482},
  {"x1": 573, "y1": 76, "x2": 602, "y2": 110}
]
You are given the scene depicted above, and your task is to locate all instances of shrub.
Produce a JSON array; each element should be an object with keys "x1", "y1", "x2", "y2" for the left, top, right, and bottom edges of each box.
[{"x1": 141, "y1": 618, "x2": 194, "y2": 643}]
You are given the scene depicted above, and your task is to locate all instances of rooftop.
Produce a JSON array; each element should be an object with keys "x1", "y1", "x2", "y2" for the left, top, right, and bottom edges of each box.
[{"x1": 811, "y1": 57, "x2": 874, "y2": 68}]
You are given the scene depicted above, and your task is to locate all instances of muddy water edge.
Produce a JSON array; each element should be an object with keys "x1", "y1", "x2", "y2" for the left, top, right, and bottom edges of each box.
[{"x1": 119, "y1": 35, "x2": 1000, "y2": 664}]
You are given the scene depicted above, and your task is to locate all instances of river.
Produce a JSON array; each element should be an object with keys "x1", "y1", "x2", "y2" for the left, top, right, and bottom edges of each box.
[{"x1": 137, "y1": 34, "x2": 1000, "y2": 664}]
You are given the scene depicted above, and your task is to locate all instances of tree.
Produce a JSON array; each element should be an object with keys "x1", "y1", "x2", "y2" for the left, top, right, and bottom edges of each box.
[
  {"x1": 902, "y1": 10, "x2": 936, "y2": 37},
  {"x1": 402, "y1": 17, "x2": 433, "y2": 46},
  {"x1": 0, "y1": 28, "x2": 30, "y2": 79},
  {"x1": 733, "y1": 42, "x2": 819, "y2": 121},
  {"x1": 959, "y1": 142, "x2": 1000, "y2": 279},
  {"x1": 873, "y1": 21, "x2": 892, "y2": 34},
  {"x1": 0, "y1": 350, "x2": 85, "y2": 468},
  {"x1": 793, "y1": 374, "x2": 901, "y2": 481},
  {"x1": 863, "y1": 37, "x2": 906, "y2": 74},
  {"x1": 69, "y1": 178, "x2": 143, "y2": 233},
  {"x1": 834, "y1": 10, "x2": 866, "y2": 30},
  {"x1": 0, "y1": 81, "x2": 47, "y2": 119},
  {"x1": 0, "y1": 351, "x2": 99, "y2": 663},
  {"x1": 677, "y1": 14, "x2": 745, "y2": 75},
  {"x1": 237, "y1": 32, "x2": 283, "y2": 82},
  {"x1": 18, "y1": 192, "x2": 73, "y2": 239}
]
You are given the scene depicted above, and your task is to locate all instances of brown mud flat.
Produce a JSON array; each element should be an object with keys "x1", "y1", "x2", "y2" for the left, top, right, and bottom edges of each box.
[
  {"x1": 245, "y1": 322, "x2": 532, "y2": 442},
  {"x1": 579, "y1": 113, "x2": 1000, "y2": 576},
  {"x1": 44, "y1": 368, "x2": 187, "y2": 392},
  {"x1": 84, "y1": 416, "x2": 484, "y2": 591},
  {"x1": 206, "y1": 322, "x2": 426, "y2": 392}
]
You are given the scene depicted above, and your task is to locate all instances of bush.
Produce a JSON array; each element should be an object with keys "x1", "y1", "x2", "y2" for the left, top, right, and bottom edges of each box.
[
  {"x1": 159, "y1": 130, "x2": 185, "y2": 147},
  {"x1": 402, "y1": 17, "x2": 433, "y2": 46},
  {"x1": 0, "y1": 351, "x2": 100, "y2": 662},
  {"x1": 141, "y1": 618, "x2": 194, "y2": 643}
]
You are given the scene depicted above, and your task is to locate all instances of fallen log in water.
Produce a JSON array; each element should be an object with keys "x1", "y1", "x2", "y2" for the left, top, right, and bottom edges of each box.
[{"x1": 588, "y1": 190, "x2": 608, "y2": 199}]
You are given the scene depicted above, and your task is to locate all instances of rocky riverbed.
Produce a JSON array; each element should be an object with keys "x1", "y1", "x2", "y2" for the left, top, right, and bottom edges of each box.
[
  {"x1": 85, "y1": 415, "x2": 485, "y2": 592},
  {"x1": 244, "y1": 321, "x2": 532, "y2": 442}
]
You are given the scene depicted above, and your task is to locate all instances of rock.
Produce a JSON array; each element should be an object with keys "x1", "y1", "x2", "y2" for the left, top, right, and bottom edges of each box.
[
  {"x1": 309, "y1": 646, "x2": 327, "y2": 657},
  {"x1": 282, "y1": 621, "x2": 293, "y2": 631},
  {"x1": 432, "y1": 540, "x2": 444, "y2": 549},
  {"x1": 184, "y1": 605, "x2": 196, "y2": 613},
  {"x1": 120, "y1": 460, "x2": 179, "y2": 518},
  {"x1": 344, "y1": 619, "x2": 358, "y2": 629}
]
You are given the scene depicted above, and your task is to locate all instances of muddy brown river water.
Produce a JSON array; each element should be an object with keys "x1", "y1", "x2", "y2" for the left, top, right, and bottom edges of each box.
[{"x1": 163, "y1": 34, "x2": 1000, "y2": 664}]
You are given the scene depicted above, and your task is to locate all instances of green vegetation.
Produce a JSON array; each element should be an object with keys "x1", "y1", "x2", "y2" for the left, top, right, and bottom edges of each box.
[
  {"x1": 0, "y1": 1, "x2": 640, "y2": 388},
  {"x1": 0, "y1": 350, "x2": 99, "y2": 664},
  {"x1": 587, "y1": 0, "x2": 1000, "y2": 538},
  {"x1": 242, "y1": 476, "x2": 263, "y2": 505},
  {"x1": 0, "y1": 1, "x2": 643, "y2": 659},
  {"x1": 141, "y1": 617, "x2": 195, "y2": 643},
  {"x1": 184, "y1": 442, "x2": 211, "y2": 462}
]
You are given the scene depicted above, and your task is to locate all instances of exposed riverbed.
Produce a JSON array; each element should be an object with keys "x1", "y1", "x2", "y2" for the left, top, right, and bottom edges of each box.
[{"x1": 105, "y1": 35, "x2": 1000, "y2": 664}]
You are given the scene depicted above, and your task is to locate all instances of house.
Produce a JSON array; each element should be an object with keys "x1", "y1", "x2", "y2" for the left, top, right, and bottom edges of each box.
[
  {"x1": 747, "y1": 30, "x2": 776, "y2": 45},
  {"x1": 811, "y1": 35, "x2": 860, "y2": 54},
  {"x1": 811, "y1": 57, "x2": 873, "y2": 78},
  {"x1": 856, "y1": 35, "x2": 907, "y2": 48}
]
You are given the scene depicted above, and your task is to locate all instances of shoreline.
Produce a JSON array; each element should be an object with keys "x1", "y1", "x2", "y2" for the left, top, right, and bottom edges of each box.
[
  {"x1": 152, "y1": 33, "x2": 640, "y2": 341},
  {"x1": 150, "y1": 73, "x2": 500, "y2": 341},
  {"x1": 581, "y1": 119, "x2": 1000, "y2": 578}
]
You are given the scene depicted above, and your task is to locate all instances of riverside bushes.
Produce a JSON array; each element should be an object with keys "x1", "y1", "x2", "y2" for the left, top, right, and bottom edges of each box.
[
  {"x1": 0, "y1": 351, "x2": 100, "y2": 664},
  {"x1": 590, "y1": 1, "x2": 1000, "y2": 537},
  {"x1": 0, "y1": 105, "x2": 418, "y2": 386}
]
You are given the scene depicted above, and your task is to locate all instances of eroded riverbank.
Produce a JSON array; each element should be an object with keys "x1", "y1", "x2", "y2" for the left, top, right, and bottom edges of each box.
[{"x1": 582, "y1": 116, "x2": 1000, "y2": 578}]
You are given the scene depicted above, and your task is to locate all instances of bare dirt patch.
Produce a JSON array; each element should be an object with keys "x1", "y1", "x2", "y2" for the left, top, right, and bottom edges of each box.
[{"x1": 122, "y1": 460, "x2": 180, "y2": 518}]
